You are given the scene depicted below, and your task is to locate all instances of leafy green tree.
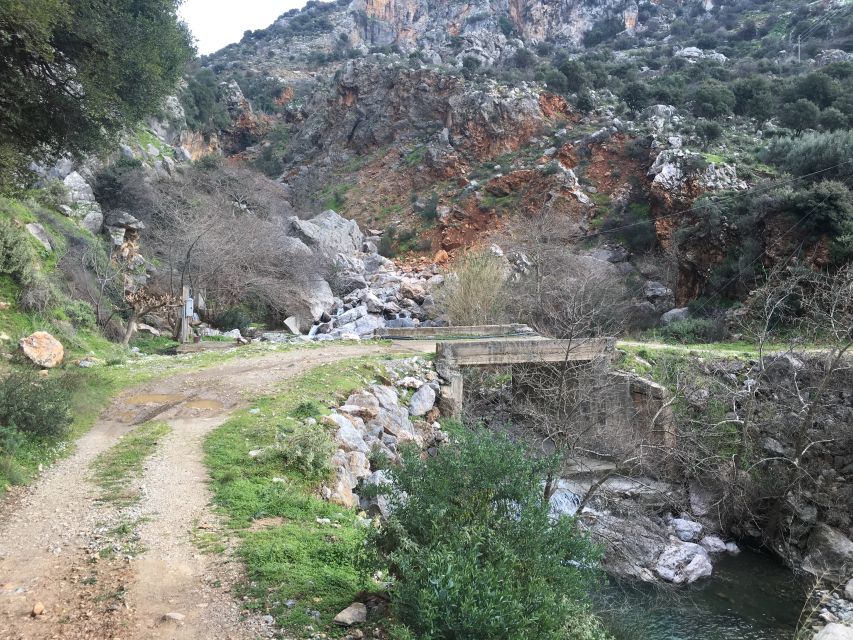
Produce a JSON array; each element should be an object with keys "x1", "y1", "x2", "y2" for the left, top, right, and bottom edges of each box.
[
  {"x1": 558, "y1": 59, "x2": 589, "y2": 93},
  {"x1": 182, "y1": 68, "x2": 231, "y2": 135},
  {"x1": 368, "y1": 430, "x2": 606, "y2": 640},
  {"x1": 544, "y1": 68, "x2": 569, "y2": 93},
  {"x1": 512, "y1": 47, "x2": 536, "y2": 70},
  {"x1": 779, "y1": 98, "x2": 820, "y2": 133},
  {"x1": 788, "y1": 72, "x2": 839, "y2": 109},
  {"x1": 818, "y1": 107, "x2": 848, "y2": 131},
  {"x1": 498, "y1": 14, "x2": 518, "y2": 37},
  {"x1": 691, "y1": 80, "x2": 736, "y2": 119},
  {"x1": 622, "y1": 81, "x2": 651, "y2": 111},
  {"x1": 731, "y1": 76, "x2": 775, "y2": 121},
  {"x1": 695, "y1": 118, "x2": 723, "y2": 148},
  {"x1": 762, "y1": 130, "x2": 853, "y2": 182},
  {"x1": 576, "y1": 90, "x2": 595, "y2": 112},
  {"x1": 832, "y1": 94, "x2": 853, "y2": 123},
  {"x1": 0, "y1": 0, "x2": 193, "y2": 186},
  {"x1": 786, "y1": 180, "x2": 853, "y2": 253}
]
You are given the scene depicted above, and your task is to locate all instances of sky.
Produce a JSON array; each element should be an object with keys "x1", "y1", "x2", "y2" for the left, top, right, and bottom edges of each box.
[{"x1": 179, "y1": 0, "x2": 308, "y2": 55}]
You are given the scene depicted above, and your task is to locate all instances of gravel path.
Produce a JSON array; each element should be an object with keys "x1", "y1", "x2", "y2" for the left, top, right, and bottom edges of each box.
[{"x1": 0, "y1": 341, "x2": 433, "y2": 640}]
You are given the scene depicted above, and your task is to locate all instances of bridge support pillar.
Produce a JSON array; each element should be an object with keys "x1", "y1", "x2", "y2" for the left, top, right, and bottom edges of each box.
[{"x1": 438, "y1": 367, "x2": 464, "y2": 419}]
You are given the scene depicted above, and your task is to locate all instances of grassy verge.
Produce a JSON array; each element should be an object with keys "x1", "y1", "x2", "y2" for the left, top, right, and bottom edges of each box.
[
  {"x1": 0, "y1": 340, "x2": 367, "y2": 493},
  {"x1": 204, "y1": 356, "x2": 400, "y2": 637},
  {"x1": 91, "y1": 421, "x2": 172, "y2": 505}
]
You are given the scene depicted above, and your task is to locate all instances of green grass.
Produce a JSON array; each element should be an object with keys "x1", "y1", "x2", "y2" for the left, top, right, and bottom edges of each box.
[
  {"x1": 0, "y1": 338, "x2": 354, "y2": 493},
  {"x1": 702, "y1": 153, "x2": 727, "y2": 164},
  {"x1": 404, "y1": 145, "x2": 427, "y2": 167},
  {"x1": 135, "y1": 127, "x2": 174, "y2": 159},
  {"x1": 91, "y1": 421, "x2": 172, "y2": 505},
  {"x1": 204, "y1": 356, "x2": 406, "y2": 635}
]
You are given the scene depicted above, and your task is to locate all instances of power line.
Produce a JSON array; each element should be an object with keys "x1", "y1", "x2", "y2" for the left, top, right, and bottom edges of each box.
[{"x1": 796, "y1": 3, "x2": 850, "y2": 40}]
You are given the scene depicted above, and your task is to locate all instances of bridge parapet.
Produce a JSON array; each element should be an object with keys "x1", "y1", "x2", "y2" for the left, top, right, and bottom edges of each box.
[{"x1": 435, "y1": 337, "x2": 616, "y2": 417}]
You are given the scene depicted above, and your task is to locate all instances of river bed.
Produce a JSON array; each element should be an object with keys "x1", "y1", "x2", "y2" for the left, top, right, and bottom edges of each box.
[{"x1": 599, "y1": 549, "x2": 807, "y2": 639}]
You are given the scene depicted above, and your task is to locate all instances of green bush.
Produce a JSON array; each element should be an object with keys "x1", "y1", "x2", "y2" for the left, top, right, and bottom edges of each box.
[
  {"x1": 0, "y1": 371, "x2": 73, "y2": 439},
  {"x1": 265, "y1": 426, "x2": 334, "y2": 481},
  {"x1": 762, "y1": 130, "x2": 853, "y2": 183},
  {"x1": 63, "y1": 299, "x2": 97, "y2": 330},
  {"x1": 691, "y1": 80, "x2": 735, "y2": 119},
  {"x1": 216, "y1": 306, "x2": 252, "y2": 333},
  {"x1": 0, "y1": 216, "x2": 34, "y2": 283},
  {"x1": 419, "y1": 192, "x2": 439, "y2": 222},
  {"x1": 368, "y1": 431, "x2": 606, "y2": 640},
  {"x1": 659, "y1": 317, "x2": 724, "y2": 344}
]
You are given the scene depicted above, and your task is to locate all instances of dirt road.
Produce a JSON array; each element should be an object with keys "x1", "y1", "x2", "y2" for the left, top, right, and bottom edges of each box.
[{"x1": 0, "y1": 341, "x2": 433, "y2": 640}]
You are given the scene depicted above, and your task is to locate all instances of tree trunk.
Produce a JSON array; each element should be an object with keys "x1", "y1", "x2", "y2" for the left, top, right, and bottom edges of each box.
[{"x1": 121, "y1": 308, "x2": 139, "y2": 346}]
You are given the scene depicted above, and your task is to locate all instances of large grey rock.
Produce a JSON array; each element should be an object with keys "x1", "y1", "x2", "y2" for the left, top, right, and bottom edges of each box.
[
  {"x1": 655, "y1": 541, "x2": 713, "y2": 584},
  {"x1": 288, "y1": 210, "x2": 363, "y2": 258},
  {"x1": 105, "y1": 210, "x2": 145, "y2": 230},
  {"x1": 371, "y1": 385, "x2": 399, "y2": 410},
  {"x1": 336, "y1": 305, "x2": 368, "y2": 326},
  {"x1": 644, "y1": 281, "x2": 674, "y2": 310},
  {"x1": 333, "y1": 602, "x2": 367, "y2": 626},
  {"x1": 661, "y1": 307, "x2": 690, "y2": 325},
  {"x1": 814, "y1": 624, "x2": 853, "y2": 640},
  {"x1": 803, "y1": 525, "x2": 853, "y2": 583},
  {"x1": 369, "y1": 406, "x2": 419, "y2": 445},
  {"x1": 342, "y1": 391, "x2": 380, "y2": 419},
  {"x1": 585, "y1": 512, "x2": 668, "y2": 582},
  {"x1": 63, "y1": 171, "x2": 96, "y2": 204},
  {"x1": 671, "y1": 517, "x2": 703, "y2": 542},
  {"x1": 844, "y1": 578, "x2": 853, "y2": 601},
  {"x1": 327, "y1": 414, "x2": 370, "y2": 454},
  {"x1": 284, "y1": 278, "x2": 335, "y2": 332},
  {"x1": 334, "y1": 313, "x2": 384, "y2": 338},
  {"x1": 699, "y1": 535, "x2": 727, "y2": 554},
  {"x1": 25, "y1": 223, "x2": 52, "y2": 252},
  {"x1": 81, "y1": 208, "x2": 104, "y2": 234},
  {"x1": 408, "y1": 384, "x2": 436, "y2": 416}
]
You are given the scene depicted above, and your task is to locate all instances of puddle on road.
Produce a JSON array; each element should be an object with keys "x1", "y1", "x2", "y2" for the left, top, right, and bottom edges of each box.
[
  {"x1": 184, "y1": 399, "x2": 225, "y2": 411},
  {"x1": 124, "y1": 393, "x2": 184, "y2": 405}
]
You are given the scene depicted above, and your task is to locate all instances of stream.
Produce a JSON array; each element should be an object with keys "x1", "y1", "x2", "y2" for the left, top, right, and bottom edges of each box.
[{"x1": 599, "y1": 549, "x2": 807, "y2": 640}]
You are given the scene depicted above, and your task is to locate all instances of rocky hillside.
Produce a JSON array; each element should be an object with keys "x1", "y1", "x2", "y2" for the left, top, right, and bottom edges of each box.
[{"x1": 153, "y1": 0, "x2": 852, "y2": 318}]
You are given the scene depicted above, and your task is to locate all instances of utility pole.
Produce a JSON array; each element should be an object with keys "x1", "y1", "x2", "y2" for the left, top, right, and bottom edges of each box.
[
  {"x1": 797, "y1": 34, "x2": 801, "y2": 63},
  {"x1": 179, "y1": 284, "x2": 192, "y2": 343}
]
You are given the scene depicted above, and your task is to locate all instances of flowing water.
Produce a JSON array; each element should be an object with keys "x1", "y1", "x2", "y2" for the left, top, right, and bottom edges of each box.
[{"x1": 600, "y1": 550, "x2": 807, "y2": 640}]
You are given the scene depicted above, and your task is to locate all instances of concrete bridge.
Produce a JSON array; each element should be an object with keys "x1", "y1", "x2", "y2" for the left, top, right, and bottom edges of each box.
[
  {"x1": 434, "y1": 335, "x2": 617, "y2": 417},
  {"x1": 387, "y1": 325, "x2": 674, "y2": 450}
]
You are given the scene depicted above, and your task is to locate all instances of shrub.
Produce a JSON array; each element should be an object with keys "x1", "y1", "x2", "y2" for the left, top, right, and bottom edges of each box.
[
  {"x1": 216, "y1": 306, "x2": 252, "y2": 333},
  {"x1": 544, "y1": 68, "x2": 569, "y2": 93},
  {"x1": 498, "y1": 15, "x2": 518, "y2": 37},
  {"x1": 659, "y1": 317, "x2": 725, "y2": 343},
  {"x1": 762, "y1": 130, "x2": 853, "y2": 181},
  {"x1": 0, "y1": 215, "x2": 34, "y2": 283},
  {"x1": 779, "y1": 98, "x2": 820, "y2": 133},
  {"x1": 435, "y1": 250, "x2": 508, "y2": 325},
  {"x1": 419, "y1": 192, "x2": 439, "y2": 222},
  {"x1": 0, "y1": 372, "x2": 73, "y2": 439},
  {"x1": 368, "y1": 431, "x2": 606, "y2": 640},
  {"x1": 602, "y1": 202, "x2": 657, "y2": 253},
  {"x1": 63, "y1": 300, "x2": 97, "y2": 330},
  {"x1": 265, "y1": 426, "x2": 334, "y2": 480},
  {"x1": 93, "y1": 158, "x2": 144, "y2": 209},
  {"x1": 691, "y1": 80, "x2": 735, "y2": 119},
  {"x1": 378, "y1": 226, "x2": 398, "y2": 258},
  {"x1": 818, "y1": 107, "x2": 848, "y2": 131}
]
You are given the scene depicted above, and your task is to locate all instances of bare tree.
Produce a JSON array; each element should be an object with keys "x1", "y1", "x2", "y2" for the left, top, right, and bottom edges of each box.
[{"x1": 142, "y1": 164, "x2": 325, "y2": 332}]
